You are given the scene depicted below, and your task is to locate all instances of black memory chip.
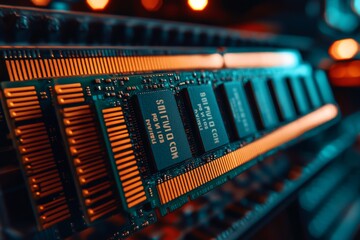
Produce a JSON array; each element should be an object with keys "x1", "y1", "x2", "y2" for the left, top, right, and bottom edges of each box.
[
  {"x1": 185, "y1": 85, "x2": 229, "y2": 152},
  {"x1": 221, "y1": 82, "x2": 257, "y2": 139},
  {"x1": 245, "y1": 79, "x2": 279, "y2": 130},
  {"x1": 135, "y1": 90, "x2": 192, "y2": 171}
]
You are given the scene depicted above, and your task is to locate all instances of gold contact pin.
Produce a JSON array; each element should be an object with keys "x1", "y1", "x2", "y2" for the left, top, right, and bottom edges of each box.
[
  {"x1": 22, "y1": 153, "x2": 53, "y2": 164},
  {"x1": 77, "y1": 163, "x2": 106, "y2": 175},
  {"x1": 107, "y1": 125, "x2": 127, "y2": 133},
  {"x1": 18, "y1": 130, "x2": 47, "y2": 139},
  {"x1": 117, "y1": 160, "x2": 137, "y2": 170},
  {"x1": 7, "y1": 97, "x2": 39, "y2": 107},
  {"x1": 180, "y1": 174, "x2": 189, "y2": 193},
  {"x1": 124, "y1": 186, "x2": 144, "y2": 198},
  {"x1": 64, "y1": 117, "x2": 94, "y2": 126},
  {"x1": 89, "y1": 205, "x2": 118, "y2": 222},
  {"x1": 157, "y1": 184, "x2": 166, "y2": 204},
  {"x1": 103, "y1": 112, "x2": 123, "y2": 119},
  {"x1": 122, "y1": 177, "x2": 142, "y2": 189},
  {"x1": 164, "y1": 180, "x2": 174, "y2": 201},
  {"x1": 184, "y1": 171, "x2": 193, "y2": 190},
  {"x1": 173, "y1": 176, "x2": 181, "y2": 197},
  {"x1": 65, "y1": 124, "x2": 95, "y2": 135},
  {"x1": 108, "y1": 129, "x2": 129, "y2": 138},
  {"x1": 123, "y1": 180, "x2": 142, "y2": 192},
  {"x1": 126, "y1": 191, "x2": 146, "y2": 204},
  {"x1": 44, "y1": 59, "x2": 51, "y2": 77},
  {"x1": 39, "y1": 59, "x2": 47, "y2": 77},
  {"x1": 85, "y1": 191, "x2": 113, "y2": 206},
  {"x1": 115, "y1": 155, "x2": 135, "y2": 165},
  {"x1": 111, "y1": 138, "x2": 131, "y2": 148},
  {"x1": 195, "y1": 168, "x2": 204, "y2": 186},
  {"x1": 112, "y1": 143, "x2": 133, "y2": 153},
  {"x1": 128, "y1": 197, "x2": 147, "y2": 210},
  {"x1": 120, "y1": 170, "x2": 139, "y2": 182},
  {"x1": 104, "y1": 115, "x2": 125, "y2": 122},
  {"x1": 57, "y1": 94, "x2": 85, "y2": 104},
  {"x1": 113, "y1": 150, "x2": 133, "y2": 159},
  {"x1": 63, "y1": 110, "x2": 91, "y2": 118},
  {"x1": 4, "y1": 87, "x2": 36, "y2": 97},
  {"x1": 105, "y1": 119, "x2": 126, "y2": 127},
  {"x1": 38, "y1": 197, "x2": 66, "y2": 211},
  {"x1": 165, "y1": 181, "x2": 173, "y2": 203},
  {"x1": 83, "y1": 182, "x2": 111, "y2": 197},
  {"x1": 5, "y1": 60, "x2": 14, "y2": 81},
  {"x1": 63, "y1": 104, "x2": 89, "y2": 112},
  {"x1": 79, "y1": 172, "x2": 107, "y2": 185},
  {"x1": 119, "y1": 166, "x2": 138, "y2": 176},
  {"x1": 102, "y1": 107, "x2": 122, "y2": 113},
  {"x1": 68, "y1": 135, "x2": 97, "y2": 145}
]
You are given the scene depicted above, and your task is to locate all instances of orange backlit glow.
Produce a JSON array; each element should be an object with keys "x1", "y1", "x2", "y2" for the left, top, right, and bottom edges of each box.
[
  {"x1": 188, "y1": 0, "x2": 208, "y2": 11},
  {"x1": 224, "y1": 52, "x2": 300, "y2": 68},
  {"x1": 141, "y1": 0, "x2": 163, "y2": 11},
  {"x1": 329, "y1": 38, "x2": 359, "y2": 60},
  {"x1": 157, "y1": 104, "x2": 338, "y2": 204},
  {"x1": 86, "y1": 0, "x2": 109, "y2": 10},
  {"x1": 31, "y1": 0, "x2": 51, "y2": 7},
  {"x1": 329, "y1": 60, "x2": 360, "y2": 86}
]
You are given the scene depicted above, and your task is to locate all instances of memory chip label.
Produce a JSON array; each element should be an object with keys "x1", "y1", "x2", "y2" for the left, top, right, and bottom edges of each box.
[
  {"x1": 221, "y1": 82, "x2": 257, "y2": 138},
  {"x1": 185, "y1": 85, "x2": 229, "y2": 152},
  {"x1": 136, "y1": 91, "x2": 192, "y2": 171}
]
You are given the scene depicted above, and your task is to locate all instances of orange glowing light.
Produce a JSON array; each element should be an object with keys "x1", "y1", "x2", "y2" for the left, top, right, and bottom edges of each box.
[
  {"x1": 86, "y1": 0, "x2": 109, "y2": 10},
  {"x1": 188, "y1": 0, "x2": 208, "y2": 11},
  {"x1": 329, "y1": 61, "x2": 360, "y2": 86},
  {"x1": 329, "y1": 38, "x2": 359, "y2": 60},
  {"x1": 157, "y1": 104, "x2": 339, "y2": 205},
  {"x1": 141, "y1": 0, "x2": 163, "y2": 11},
  {"x1": 31, "y1": 0, "x2": 51, "y2": 7}
]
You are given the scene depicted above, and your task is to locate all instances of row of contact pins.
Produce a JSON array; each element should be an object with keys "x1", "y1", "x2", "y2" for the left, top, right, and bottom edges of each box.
[
  {"x1": 39, "y1": 196, "x2": 70, "y2": 229},
  {"x1": 13, "y1": 120, "x2": 70, "y2": 228},
  {"x1": 61, "y1": 105, "x2": 118, "y2": 222},
  {"x1": 17, "y1": 122, "x2": 65, "y2": 198},
  {"x1": 54, "y1": 83, "x2": 85, "y2": 105},
  {"x1": 157, "y1": 104, "x2": 339, "y2": 205},
  {"x1": 102, "y1": 107, "x2": 147, "y2": 209},
  {"x1": 4, "y1": 86, "x2": 42, "y2": 122},
  {"x1": 4, "y1": 54, "x2": 223, "y2": 82}
]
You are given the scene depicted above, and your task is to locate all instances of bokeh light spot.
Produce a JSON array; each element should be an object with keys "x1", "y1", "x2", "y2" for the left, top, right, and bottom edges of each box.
[
  {"x1": 141, "y1": 0, "x2": 163, "y2": 11},
  {"x1": 329, "y1": 38, "x2": 359, "y2": 60},
  {"x1": 31, "y1": 0, "x2": 51, "y2": 7},
  {"x1": 188, "y1": 0, "x2": 208, "y2": 11},
  {"x1": 86, "y1": 0, "x2": 109, "y2": 10}
]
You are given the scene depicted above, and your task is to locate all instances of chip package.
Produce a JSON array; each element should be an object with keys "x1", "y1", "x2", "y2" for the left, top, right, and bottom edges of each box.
[
  {"x1": 184, "y1": 85, "x2": 230, "y2": 153},
  {"x1": 220, "y1": 81, "x2": 257, "y2": 139},
  {"x1": 135, "y1": 90, "x2": 192, "y2": 171}
]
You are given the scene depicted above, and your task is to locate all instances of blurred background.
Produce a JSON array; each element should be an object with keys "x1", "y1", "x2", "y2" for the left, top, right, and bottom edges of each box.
[
  {"x1": 1, "y1": 0, "x2": 360, "y2": 116},
  {"x1": 4, "y1": 0, "x2": 360, "y2": 37},
  {"x1": 0, "y1": 1, "x2": 360, "y2": 239}
]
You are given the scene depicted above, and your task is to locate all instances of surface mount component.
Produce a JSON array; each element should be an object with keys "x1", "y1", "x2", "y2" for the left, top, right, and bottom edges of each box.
[{"x1": 135, "y1": 90, "x2": 192, "y2": 171}]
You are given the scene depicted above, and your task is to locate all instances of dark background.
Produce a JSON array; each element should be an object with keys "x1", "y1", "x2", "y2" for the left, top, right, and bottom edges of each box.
[{"x1": 0, "y1": 0, "x2": 357, "y2": 38}]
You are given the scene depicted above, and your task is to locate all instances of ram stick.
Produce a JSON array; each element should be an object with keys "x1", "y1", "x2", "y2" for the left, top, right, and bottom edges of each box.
[{"x1": 0, "y1": 49, "x2": 339, "y2": 239}]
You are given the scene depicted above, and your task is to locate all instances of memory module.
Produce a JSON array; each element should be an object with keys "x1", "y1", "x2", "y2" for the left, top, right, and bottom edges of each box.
[
  {"x1": 0, "y1": 47, "x2": 300, "y2": 154},
  {"x1": 0, "y1": 62, "x2": 339, "y2": 239}
]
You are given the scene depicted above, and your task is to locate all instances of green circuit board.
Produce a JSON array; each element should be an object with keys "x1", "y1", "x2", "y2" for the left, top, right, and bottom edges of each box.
[{"x1": 0, "y1": 65, "x2": 339, "y2": 239}]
